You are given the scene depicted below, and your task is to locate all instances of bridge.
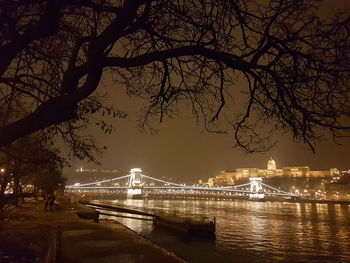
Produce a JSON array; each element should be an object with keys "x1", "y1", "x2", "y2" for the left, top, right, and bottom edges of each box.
[{"x1": 66, "y1": 168, "x2": 301, "y2": 199}]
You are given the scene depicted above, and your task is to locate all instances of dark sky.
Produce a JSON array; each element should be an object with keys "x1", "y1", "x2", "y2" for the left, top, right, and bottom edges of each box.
[
  {"x1": 64, "y1": 0, "x2": 350, "y2": 183},
  {"x1": 66, "y1": 88, "x2": 350, "y2": 184}
]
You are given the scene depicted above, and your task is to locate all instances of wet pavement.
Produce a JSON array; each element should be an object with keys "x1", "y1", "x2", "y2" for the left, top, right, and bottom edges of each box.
[{"x1": 0, "y1": 198, "x2": 186, "y2": 263}]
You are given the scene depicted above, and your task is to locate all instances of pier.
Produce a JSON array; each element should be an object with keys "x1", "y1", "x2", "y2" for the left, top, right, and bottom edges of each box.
[
  {"x1": 154, "y1": 213, "x2": 216, "y2": 239},
  {"x1": 79, "y1": 201, "x2": 216, "y2": 238}
]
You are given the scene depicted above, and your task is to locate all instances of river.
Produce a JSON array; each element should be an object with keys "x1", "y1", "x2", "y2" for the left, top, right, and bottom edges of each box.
[{"x1": 95, "y1": 199, "x2": 350, "y2": 263}]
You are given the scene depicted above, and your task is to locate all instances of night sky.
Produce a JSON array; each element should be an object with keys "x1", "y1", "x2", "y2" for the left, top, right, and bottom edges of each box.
[
  {"x1": 64, "y1": 0, "x2": 350, "y2": 183},
  {"x1": 66, "y1": 92, "x2": 350, "y2": 184}
]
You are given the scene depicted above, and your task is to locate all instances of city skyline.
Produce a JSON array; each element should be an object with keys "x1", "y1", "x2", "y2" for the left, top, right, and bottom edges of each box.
[
  {"x1": 0, "y1": 1, "x2": 349, "y2": 262},
  {"x1": 67, "y1": 140, "x2": 350, "y2": 183}
]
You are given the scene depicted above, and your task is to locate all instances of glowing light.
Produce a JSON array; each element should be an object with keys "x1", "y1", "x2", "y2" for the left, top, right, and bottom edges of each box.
[
  {"x1": 130, "y1": 168, "x2": 142, "y2": 173},
  {"x1": 267, "y1": 158, "x2": 276, "y2": 170},
  {"x1": 66, "y1": 171, "x2": 299, "y2": 198}
]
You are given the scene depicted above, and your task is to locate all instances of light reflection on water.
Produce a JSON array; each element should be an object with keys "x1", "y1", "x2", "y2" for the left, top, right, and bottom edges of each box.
[{"x1": 96, "y1": 199, "x2": 350, "y2": 263}]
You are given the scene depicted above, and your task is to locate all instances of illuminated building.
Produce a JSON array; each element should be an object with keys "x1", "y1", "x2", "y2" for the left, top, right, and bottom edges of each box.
[
  {"x1": 281, "y1": 166, "x2": 309, "y2": 177},
  {"x1": 325, "y1": 170, "x2": 350, "y2": 199},
  {"x1": 267, "y1": 158, "x2": 276, "y2": 170},
  {"x1": 69, "y1": 166, "x2": 119, "y2": 185},
  {"x1": 207, "y1": 158, "x2": 340, "y2": 186}
]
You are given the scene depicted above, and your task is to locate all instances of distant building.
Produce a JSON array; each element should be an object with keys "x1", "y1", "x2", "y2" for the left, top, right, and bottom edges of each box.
[
  {"x1": 281, "y1": 166, "x2": 309, "y2": 177},
  {"x1": 236, "y1": 168, "x2": 260, "y2": 179},
  {"x1": 325, "y1": 170, "x2": 350, "y2": 199},
  {"x1": 69, "y1": 166, "x2": 119, "y2": 185},
  {"x1": 267, "y1": 158, "x2": 276, "y2": 170},
  {"x1": 207, "y1": 158, "x2": 339, "y2": 187}
]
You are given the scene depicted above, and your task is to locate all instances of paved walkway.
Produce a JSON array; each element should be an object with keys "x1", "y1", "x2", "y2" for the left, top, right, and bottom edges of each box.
[{"x1": 0, "y1": 198, "x2": 186, "y2": 263}]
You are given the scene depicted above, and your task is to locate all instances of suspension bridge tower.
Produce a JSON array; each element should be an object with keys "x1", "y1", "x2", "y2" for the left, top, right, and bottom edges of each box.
[
  {"x1": 249, "y1": 177, "x2": 265, "y2": 199},
  {"x1": 127, "y1": 168, "x2": 143, "y2": 199}
]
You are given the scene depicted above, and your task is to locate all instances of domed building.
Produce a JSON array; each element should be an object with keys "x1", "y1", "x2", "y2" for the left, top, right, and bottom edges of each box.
[
  {"x1": 267, "y1": 158, "x2": 276, "y2": 170},
  {"x1": 206, "y1": 158, "x2": 339, "y2": 186}
]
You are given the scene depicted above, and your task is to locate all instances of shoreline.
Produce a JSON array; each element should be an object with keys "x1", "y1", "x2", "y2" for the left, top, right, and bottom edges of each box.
[{"x1": 0, "y1": 197, "x2": 187, "y2": 263}]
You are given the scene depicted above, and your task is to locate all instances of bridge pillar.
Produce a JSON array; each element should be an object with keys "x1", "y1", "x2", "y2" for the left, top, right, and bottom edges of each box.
[
  {"x1": 127, "y1": 168, "x2": 143, "y2": 199},
  {"x1": 249, "y1": 177, "x2": 265, "y2": 199}
]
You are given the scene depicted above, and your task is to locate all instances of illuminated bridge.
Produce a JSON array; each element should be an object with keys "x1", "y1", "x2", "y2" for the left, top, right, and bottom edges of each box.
[{"x1": 66, "y1": 168, "x2": 301, "y2": 199}]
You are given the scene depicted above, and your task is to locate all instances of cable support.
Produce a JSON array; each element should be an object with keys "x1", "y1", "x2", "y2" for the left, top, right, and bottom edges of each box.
[
  {"x1": 221, "y1": 182, "x2": 251, "y2": 188},
  {"x1": 264, "y1": 192, "x2": 298, "y2": 197},
  {"x1": 141, "y1": 174, "x2": 185, "y2": 187},
  {"x1": 261, "y1": 183, "x2": 295, "y2": 195}
]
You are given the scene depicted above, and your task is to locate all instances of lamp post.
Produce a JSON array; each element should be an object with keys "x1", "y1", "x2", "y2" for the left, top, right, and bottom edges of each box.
[
  {"x1": 0, "y1": 168, "x2": 5, "y2": 193},
  {"x1": 0, "y1": 168, "x2": 5, "y2": 181}
]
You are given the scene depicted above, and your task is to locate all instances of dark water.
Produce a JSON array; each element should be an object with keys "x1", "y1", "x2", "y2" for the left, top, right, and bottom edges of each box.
[{"x1": 96, "y1": 199, "x2": 350, "y2": 263}]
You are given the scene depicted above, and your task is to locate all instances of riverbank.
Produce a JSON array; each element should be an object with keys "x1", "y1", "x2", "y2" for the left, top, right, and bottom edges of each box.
[{"x1": 0, "y1": 197, "x2": 186, "y2": 263}]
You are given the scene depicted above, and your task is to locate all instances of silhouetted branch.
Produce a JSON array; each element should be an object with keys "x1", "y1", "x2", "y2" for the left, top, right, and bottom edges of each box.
[{"x1": 0, "y1": 0, "x2": 349, "y2": 154}]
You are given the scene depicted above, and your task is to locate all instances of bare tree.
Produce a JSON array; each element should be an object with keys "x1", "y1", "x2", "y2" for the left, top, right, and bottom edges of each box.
[
  {"x1": 0, "y1": 132, "x2": 65, "y2": 209},
  {"x1": 0, "y1": 0, "x2": 349, "y2": 153}
]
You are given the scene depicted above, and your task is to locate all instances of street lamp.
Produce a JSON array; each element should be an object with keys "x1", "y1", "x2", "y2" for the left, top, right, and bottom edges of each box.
[{"x1": 0, "y1": 168, "x2": 5, "y2": 173}]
